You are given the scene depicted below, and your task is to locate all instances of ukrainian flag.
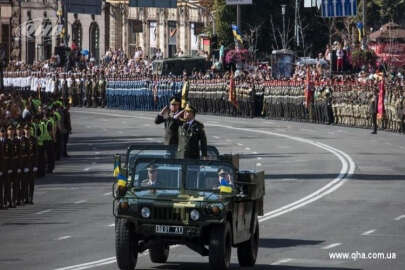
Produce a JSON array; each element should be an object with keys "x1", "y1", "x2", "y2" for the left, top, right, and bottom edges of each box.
[
  {"x1": 219, "y1": 179, "x2": 233, "y2": 193},
  {"x1": 117, "y1": 172, "x2": 128, "y2": 188},
  {"x1": 232, "y1": 25, "x2": 243, "y2": 44},
  {"x1": 113, "y1": 160, "x2": 120, "y2": 177}
]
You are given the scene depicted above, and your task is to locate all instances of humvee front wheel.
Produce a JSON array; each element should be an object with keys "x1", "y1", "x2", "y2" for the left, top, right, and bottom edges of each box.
[
  {"x1": 116, "y1": 218, "x2": 138, "y2": 270},
  {"x1": 237, "y1": 218, "x2": 259, "y2": 267},
  {"x1": 209, "y1": 222, "x2": 232, "y2": 270},
  {"x1": 149, "y1": 243, "x2": 170, "y2": 263}
]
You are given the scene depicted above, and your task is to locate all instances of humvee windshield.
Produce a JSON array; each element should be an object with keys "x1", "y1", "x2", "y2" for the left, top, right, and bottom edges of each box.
[
  {"x1": 133, "y1": 162, "x2": 181, "y2": 189},
  {"x1": 185, "y1": 165, "x2": 234, "y2": 191},
  {"x1": 128, "y1": 149, "x2": 171, "y2": 177}
]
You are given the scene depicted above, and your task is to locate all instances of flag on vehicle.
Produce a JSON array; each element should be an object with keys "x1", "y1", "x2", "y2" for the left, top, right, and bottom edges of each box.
[
  {"x1": 117, "y1": 172, "x2": 128, "y2": 188},
  {"x1": 113, "y1": 159, "x2": 120, "y2": 177}
]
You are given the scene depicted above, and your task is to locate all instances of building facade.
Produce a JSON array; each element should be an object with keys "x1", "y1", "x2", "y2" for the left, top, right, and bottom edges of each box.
[{"x1": 1, "y1": 0, "x2": 209, "y2": 64}]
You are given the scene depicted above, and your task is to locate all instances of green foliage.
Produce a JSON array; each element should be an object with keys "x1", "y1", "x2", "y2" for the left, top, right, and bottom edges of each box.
[
  {"x1": 351, "y1": 49, "x2": 377, "y2": 68},
  {"x1": 367, "y1": 0, "x2": 405, "y2": 27},
  {"x1": 214, "y1": 0, "x2": 235, "y2": 47}
]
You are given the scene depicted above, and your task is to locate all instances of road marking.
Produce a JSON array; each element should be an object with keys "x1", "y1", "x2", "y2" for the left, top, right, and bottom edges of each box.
[
  {"x1": 36, "y1": 209, "x2": 52, "y2": 215},
  {"x1": 245, "y1": 147, "x2": 251, "y2": 151},
  {"x1": 103, "y1": 192, "x2": 112, "y2": 196},
  {"x1": 56, "y1": 236, "x2": 72, "y2": 241},
  {"x1": 237, "y1": 143, "x2": 243, "y2": 146},
  {"x1": 256, "y1": 163, "x2": 262, "y2": 167},
  {"x1": 83, "y1": 167, "x2": 91, "y2": 172},
  {"x1": 257, "y1": 157, "x2": 262, "y2": 160},
  {"x1": 394, "y1": 215, "x2": 405, "y2": 221},
  {"x1": 213, "y1": 136, "x2": 220, "y2": 139},
  {"x1": 74, "y1": 200, "x2": 87, "y2": 204},
  {"x1": 146, "y1": 138, "x2": 153, "y2": 141},
  {"x1": 322, "y1": 243, "x2": 342, "y2": 250},
  {"x1": 95, "y1": 152, "x2": 100, "y2": 155},
  {"x1": 64, "y1": 110, "x2": 356, "y2": 270},
  {"x1": 271, "y1": 258, "x2": 293, "y2": 265},
  {"x1": 253, "y1": 151, "x2": 258, "y2": 154},
  {"x1": 107, "y1": 223, "x2": 115, "y2": 227},
  {"x1": 362, "y1": 229, "x2": 376, "y2": 236},
  {"x1": 226, "y1": 139, "x2": 232, "y2": 142}
]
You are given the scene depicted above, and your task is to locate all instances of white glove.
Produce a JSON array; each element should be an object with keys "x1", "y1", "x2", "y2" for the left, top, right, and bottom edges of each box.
[
  {"x1": 24, "y1": 168, "x2": 30, "y2": 173},
  {"x1": 33, "y1": 167, "x2": 38, "y2": 172},
  {"x1": 17, "y1": 169, "x2": 22, "y2": 173},
  {"x1": 8, "y1": 169, "x2": 13, "y2": 174}
]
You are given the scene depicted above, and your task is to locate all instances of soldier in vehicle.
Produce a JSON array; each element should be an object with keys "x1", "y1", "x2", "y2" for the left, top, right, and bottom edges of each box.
[
  {"x1": 154, "y1": 96, "x2": 181, "y2": 145},
  {"x1": 141, "y1": 164, "x2": 161, "y2": 187},
  {"x1": 176, "y1": 104, "x2": 208, "y2": 160}
]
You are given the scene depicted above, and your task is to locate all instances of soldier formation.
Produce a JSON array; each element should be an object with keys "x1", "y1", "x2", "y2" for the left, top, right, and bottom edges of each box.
[{"x1": 0, "y1": 90, "x2": 71, "y2": 209}]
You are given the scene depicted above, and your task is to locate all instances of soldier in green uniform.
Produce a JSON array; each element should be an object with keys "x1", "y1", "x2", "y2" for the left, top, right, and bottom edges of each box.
[
  {"x1": 140, "y1": 164, "x2": 162, "y2": 187},
  {"x1": 24, "y1": 124, "x2": 37, "y2": 204},
  {"x1": 92, "y1": 74, "x2": 99, "y2": 107},
  {"x1": 0, "y1": 127, "x2": 6, "y2": 209},
  {"x1": 98, "y1": 72, "x2": 107, "y2": 108},
  {"x1": 85, "y1": 73, "x2": 92, "y2": 107},
  {"x1": 8, "y1": 125, "x2": 19, "y2": 207},
  {"x1": 16, "y1": 124, "x2": 26, "y2": 205},
  {"x1": 176, "y1": 104, "x2": 208, "y2": 160},
  {"x1": 154, "y1": 96, "x2": 181, "y2": 145}
]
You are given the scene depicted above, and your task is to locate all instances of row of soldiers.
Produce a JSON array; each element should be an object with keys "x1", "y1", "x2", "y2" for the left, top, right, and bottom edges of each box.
[
  {"x1": 187, "y1": 79, "x2": 256, "y2": 118},
  {"x1": 4, "y1": 71, "x2": 107, "y2": 108},
  {"x1": 0, "y1": 93, "x2": 72, "y2": 209}
]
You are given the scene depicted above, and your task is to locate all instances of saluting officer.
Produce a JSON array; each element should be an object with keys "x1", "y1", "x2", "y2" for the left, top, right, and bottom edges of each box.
[
  {"x1": 155, "y1": 96, "x2": 181, "y2": 145},
  {"x1": 176, "y1": 104, "x2": 208, "y2": 159}
]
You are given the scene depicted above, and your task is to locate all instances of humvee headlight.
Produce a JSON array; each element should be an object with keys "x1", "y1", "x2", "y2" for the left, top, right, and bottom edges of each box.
[
  {"x1": 141, "y1": 207, "x2": 151, "y2": 218},
  {"x1": 190, "y1": 209, "x2": 200, "y2": 221},
  {"x1": 209, "y1": 203, "x2": 224, "y2": 215}
]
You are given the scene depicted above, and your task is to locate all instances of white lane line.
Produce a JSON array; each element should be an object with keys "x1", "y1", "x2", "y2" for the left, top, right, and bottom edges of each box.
[
  {"x1": 83, "y1": 167, "x2": 91, "y2": 172},
  {"x1": 362, "y1": 229, "x2": 376, "y2": 236},
  {"x1": 36, "y1": 209, "x2": 52, "y2": 215},
  {"x1": 107, "y1": 223, "x2": 115, "y2": 227},
  {"x1": 146, "y1": 138, "x2": 153, "y2": 141},
  {"x1": 56, "y1": 236, "x2": 72, "y2": 241},
  {"x1": 257, "y1": 157, "x2": 263, "y2": 160},
  {"x1": 64, "y1": 110, "x2": 355, "y2": 270},
  {"x1": 253, "y1": 151, "x2": 258, "y2": 154},
  {"x1": 213, "y1": 136, "x2": 220, "y2": 139},
  {"x1": 103, "y1": 192, "x2": 112, "y2": 196},
  {"x1": 237, "y1": 143, "x2": 243, "y2": 146},
  {"x1": 143, "y1": 124, "x2": 151, "y2": 127},
  {"x1": 95, "y1": 152, "x2": 100, "y2": 155},
  {"x1": 245, "y1": 147, "x2": 251, "y2": 151},
  {"x1": 225, "y1": 139, "x2": 232, "y2": 142},
  {"x1": 394, "y1": 215, "x2": 405, "y2": 221},
  {"x1": 74, "y1": 200, "x2": 87, "y2": 204},
  {"x1": 322, "y1": 243, "x2": 342, "y2": 250},
  {"x1": 271, "y1": 258, "x2": 293, "y2": 265},
  {"x1": 256, "y1": 163, "x2": 262, "y2": 167}
]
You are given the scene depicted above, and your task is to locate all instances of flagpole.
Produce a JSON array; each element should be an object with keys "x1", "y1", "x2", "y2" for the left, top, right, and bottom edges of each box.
[{"x1": 237, "y1": 5, "x2": 241, "y2": 30}]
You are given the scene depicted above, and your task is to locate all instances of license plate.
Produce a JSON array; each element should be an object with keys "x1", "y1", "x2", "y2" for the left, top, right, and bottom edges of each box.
[{"x1": 155, "y1": 225, "x2": 184, "y2": 235}]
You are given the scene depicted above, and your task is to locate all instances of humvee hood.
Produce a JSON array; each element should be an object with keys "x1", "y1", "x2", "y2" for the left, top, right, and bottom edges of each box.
[{"x1": 134, "y1": 189, "x2": 224, "y2": 202}]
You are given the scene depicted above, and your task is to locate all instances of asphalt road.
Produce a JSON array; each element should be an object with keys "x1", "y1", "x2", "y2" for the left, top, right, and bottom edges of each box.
[{"x1": 1, "y1": 107, "x2": 404, "y2": 270}]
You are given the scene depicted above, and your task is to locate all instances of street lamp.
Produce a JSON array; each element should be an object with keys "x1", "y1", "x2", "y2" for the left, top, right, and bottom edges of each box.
[{"x1": 281, "y1": 4, "x2": 287, "y2": 49}]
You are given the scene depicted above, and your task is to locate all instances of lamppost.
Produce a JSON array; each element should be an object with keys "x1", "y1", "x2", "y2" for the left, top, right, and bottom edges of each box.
[{"x1": 281, "y1": 4, "x2": 287, "y2": 49}]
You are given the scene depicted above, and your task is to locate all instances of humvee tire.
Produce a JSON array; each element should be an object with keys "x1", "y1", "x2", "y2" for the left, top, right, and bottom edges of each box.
[
  {"x1": 237, "y1": 218, "x2": 259, "y2": 267},
  {"x1": 116, "y1": 218, "x2": 137, "y2": 270},
  {"x1": 209, "y1": 222, "x2": 232, "y2": 270},
  {"x1": 149, "y1": 243, "x2": 170, "y2": 263}
]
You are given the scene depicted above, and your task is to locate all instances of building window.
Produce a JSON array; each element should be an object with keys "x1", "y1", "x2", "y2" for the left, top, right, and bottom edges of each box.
[
  {"x1": 89, "y1": 22, "x2": 100, "y2": 62},
  {"x1": 149, "y1": 21, "x2": 157, "y2": 59},
  {"x1": 72, "y1": 20, "x2": 82, "y2": 49},
  {"x1": 190, "y1": 22, "x2": 199, "y2": 56},
  {"x1": 42, "y1": 19, "x2": 52, "y2": 60},
  {"x1": 26, "y1": 21, "x2": 35, "y2": 65},
  {"x1": 128, "y1": 20, "x2": 142, "y2": 58},
  {"x1": 168, "y1": 21, "x2": 177, "y2": 58}
]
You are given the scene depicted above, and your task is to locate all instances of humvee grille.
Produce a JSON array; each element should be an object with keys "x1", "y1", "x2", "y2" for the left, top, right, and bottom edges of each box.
[{"x1": 152, "y1": 207, "x2": 186, "y2": 222}]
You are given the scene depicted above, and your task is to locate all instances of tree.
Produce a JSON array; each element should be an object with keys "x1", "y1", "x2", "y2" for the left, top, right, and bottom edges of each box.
[{"x1": 367, "y1": 0, "x2": 405, "y2": 26}]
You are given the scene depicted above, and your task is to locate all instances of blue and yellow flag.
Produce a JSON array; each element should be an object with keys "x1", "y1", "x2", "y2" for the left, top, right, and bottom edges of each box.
[
  {"x1": 113, "y1": 160, "x2": 120, "y2": 177},
  {"x1": 117, "y1": 172, "x2": 128, "y2": 188},
  {"x1": 232, "y1": 25, "x2": 243, "y2": 44},
  {"x1": 219, "y1": 178, "x2": 233, "y2": 193}
]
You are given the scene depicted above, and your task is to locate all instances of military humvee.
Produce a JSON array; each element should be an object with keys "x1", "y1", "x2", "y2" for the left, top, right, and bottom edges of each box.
[{"x1": 113, "y1": 144, "x2": 265, "y2": 270}]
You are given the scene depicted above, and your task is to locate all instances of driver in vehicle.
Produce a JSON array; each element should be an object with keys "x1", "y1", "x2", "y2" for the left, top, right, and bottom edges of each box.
[{"x1": 141, "y1": 164, "x2": 161, "y2": 187}]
